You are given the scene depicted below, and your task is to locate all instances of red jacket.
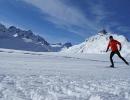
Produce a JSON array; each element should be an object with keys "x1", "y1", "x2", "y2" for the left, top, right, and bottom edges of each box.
[{"x1": 107, "y1": 39, "x2": 121, "y2": 52}]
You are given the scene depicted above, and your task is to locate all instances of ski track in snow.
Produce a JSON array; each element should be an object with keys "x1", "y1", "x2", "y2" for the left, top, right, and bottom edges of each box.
[
  {"x1": 0, "y1": 49, "x2": 130, "y2": 100},
  {"x1": 0, "y1": 49, "x2": 129, "y2": 64}
]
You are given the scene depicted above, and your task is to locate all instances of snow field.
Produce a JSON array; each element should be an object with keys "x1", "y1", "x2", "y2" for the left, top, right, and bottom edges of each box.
[
  {"x1": 0, "y1": 73, "x2": 130, "y2": 100},
  {"x1": 0, "y1": 49, "x2": 130, "y2": 100}
]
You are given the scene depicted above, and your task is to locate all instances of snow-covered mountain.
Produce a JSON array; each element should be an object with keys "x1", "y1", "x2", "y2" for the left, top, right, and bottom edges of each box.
[
  {"x1": 0, "y1": 23, "x2": 51, "y2": 52},
  {"x1": 50, "y1": 42, "x2": 72, "y2": 52},
  {"x1": 0, "y1": 23, "x2": 72, "y2": 52},
  {"x1": 62, "y1": 30, "x2": 130, "y2": 56}
]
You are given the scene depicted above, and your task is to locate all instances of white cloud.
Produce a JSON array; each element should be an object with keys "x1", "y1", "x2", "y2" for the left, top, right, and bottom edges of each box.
[
  {"x1": 23, "y1": 0, "x2": 99, "y2": 36},
  {"x1": 23, "y1": 0, "x2": 125, "y2": 36},
  {"x1": 87, "y1": 0, "x2": 113, "y2": 25}
]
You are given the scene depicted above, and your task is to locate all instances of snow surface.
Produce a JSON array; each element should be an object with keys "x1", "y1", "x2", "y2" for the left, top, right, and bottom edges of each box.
[
  {"x1": 13, "y1": 33, "x2": 18, "y2": 37},
  {"x1": 22, "y1": 38, "x2": 33, "y2": 43},
  {"x1": 0, "y1": 48, "x2": 130, "y2": 100}
]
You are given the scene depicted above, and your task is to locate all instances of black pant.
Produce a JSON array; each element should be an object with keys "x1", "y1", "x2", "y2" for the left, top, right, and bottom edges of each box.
[{"x1": 110, "y1": 51, "x2": 128, "y2": 66}]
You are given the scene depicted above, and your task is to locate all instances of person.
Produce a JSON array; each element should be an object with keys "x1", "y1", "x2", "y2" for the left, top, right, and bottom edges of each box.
[{"x1": 106, "y1": 36, "x2": 129, "y2": 67}]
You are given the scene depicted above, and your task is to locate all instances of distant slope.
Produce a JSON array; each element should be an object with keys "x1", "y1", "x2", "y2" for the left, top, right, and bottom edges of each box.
[
  {"x1": 62, "y1": 32, "x2": 130, "y2": 56},
  {"x1": 50, "y1": 42, "x2": 72, "y2": 52}
]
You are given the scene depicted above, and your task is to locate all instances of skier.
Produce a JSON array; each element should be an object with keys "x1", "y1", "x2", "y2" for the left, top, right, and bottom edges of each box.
[{"x1": 106, "y1": 36, "x2": 129, "y2": 68}]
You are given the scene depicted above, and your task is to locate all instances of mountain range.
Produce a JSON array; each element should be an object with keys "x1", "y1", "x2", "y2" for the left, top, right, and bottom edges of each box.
[
  {"x1": 0, "y1": 23, "x2": 72, "y2": 52},
  {"x1": 0, "y1": 23, "x2": 130, "y2": 55}
]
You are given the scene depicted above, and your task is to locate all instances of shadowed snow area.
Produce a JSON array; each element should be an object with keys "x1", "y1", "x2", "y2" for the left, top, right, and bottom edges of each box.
[{"x1": 0, "y1": 49, "x2": 130, "y2": 100}]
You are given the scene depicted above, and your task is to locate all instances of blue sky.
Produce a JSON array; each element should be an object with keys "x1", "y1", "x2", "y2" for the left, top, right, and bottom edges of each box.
[{"x1": 0, "y1": 0, "x2": 130, "y2": 44}]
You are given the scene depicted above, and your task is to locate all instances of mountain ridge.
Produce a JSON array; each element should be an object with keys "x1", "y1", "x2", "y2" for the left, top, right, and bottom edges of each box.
[
  {"x1": 0, "y1": 23, "x2": 72, "y2": 52},
  {"x1": 62, "y1": 31, "x2": 130, "y2": 56}
]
